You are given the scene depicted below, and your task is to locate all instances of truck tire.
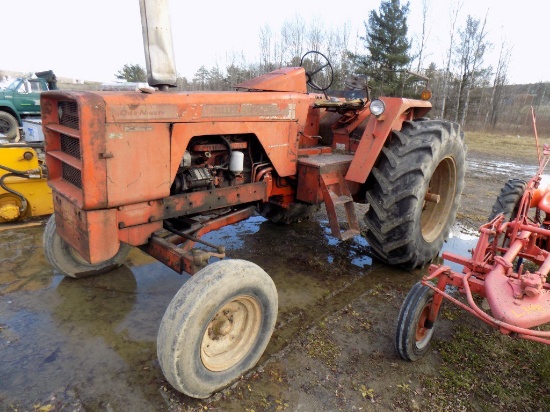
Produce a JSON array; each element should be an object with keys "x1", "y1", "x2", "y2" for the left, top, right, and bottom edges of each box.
[
  {"x1": 364, "y1": 119, "x2": 465, "y2": 270},
  {"x1": 395, "y1": 282, "x2": 436, "y2": 361},
  {"x1": 0, "y1": 112, "x2": 18, "y2": 140},
  {"x1": 157, "y1": 259, "x2": 278, "y2": 398},
  {"x1": 259, "y1": 201, "x2": 320, "y2": 224},
  {"x1": 43, "y1": 214, "x2": 131, "y2": 278},
  {"x1": 488, "y1": 178, "x2": 527, "y2": 221}
]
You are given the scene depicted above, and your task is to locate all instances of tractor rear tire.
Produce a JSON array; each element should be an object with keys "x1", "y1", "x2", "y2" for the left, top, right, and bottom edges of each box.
[
  {"x1": 395, "y1": 282, "x2": 436, "y2": 361},
  {"x1": 43, "y1": 214, "x2": 131, "y2": 278},
  {"x1": 0, "y1": 112, "x2": 18, "y2": 140},
  {"x1": 259, "y1": 201, "x2": 320, "y2": 224},
  {"x1": 157, "y1": 259, "x2": 278, "y2": 398},
  {"x1": 364, "y1": 119, "x2": 465, "y2": 270},
  {"x1": 488, "y1": 178, "x2": 527, "y2": 221}
]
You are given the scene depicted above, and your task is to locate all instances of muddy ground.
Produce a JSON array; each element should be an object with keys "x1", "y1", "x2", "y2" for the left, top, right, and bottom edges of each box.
[{"x1": 0, "y1": 137, "x2": 545, "y2": 412}]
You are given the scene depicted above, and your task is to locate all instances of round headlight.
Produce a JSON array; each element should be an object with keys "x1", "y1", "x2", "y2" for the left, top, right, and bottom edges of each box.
[{"x1": 370, "y1": 99, "x2": 385, "y2": 116}]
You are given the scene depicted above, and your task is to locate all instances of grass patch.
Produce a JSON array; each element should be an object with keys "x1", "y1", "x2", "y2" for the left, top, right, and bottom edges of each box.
[
  {"x1": 465, "y1": 132, "x2": 541, "y2": 162},
  {"x1": 423, "y1": 323, "x2": 550, "y2": 411}
]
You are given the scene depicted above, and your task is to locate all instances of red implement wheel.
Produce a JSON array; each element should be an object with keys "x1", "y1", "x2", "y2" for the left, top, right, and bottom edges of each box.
[{"x1": 395, "y1": 282, "x2": 436, "y2": 361}]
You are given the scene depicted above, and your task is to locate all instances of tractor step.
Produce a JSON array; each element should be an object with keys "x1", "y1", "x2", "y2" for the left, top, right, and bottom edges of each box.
[{"x1": 296, "y1": 154, "x2": 360, "y2": 241}]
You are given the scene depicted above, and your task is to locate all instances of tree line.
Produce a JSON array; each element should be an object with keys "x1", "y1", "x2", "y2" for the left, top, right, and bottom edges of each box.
[{"x1": 117, "y1": 0, "x2": 549, "y2": 135}]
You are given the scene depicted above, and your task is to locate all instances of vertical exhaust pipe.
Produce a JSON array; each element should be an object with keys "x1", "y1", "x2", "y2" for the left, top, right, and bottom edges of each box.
[{"x1": 139, "y1": 0, "x2": 177, "y2": 90}]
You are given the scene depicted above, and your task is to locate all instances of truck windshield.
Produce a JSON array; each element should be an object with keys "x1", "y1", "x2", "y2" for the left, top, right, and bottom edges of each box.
[{"x1": 5, "y1": 78, "x2": 23, "y2": 91}]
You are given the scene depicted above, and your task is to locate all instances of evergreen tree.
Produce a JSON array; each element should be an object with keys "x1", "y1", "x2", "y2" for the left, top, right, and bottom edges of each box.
[
  {"x1": 355, "y1": 0, "x2": 411, "y2": 96},
  {"x1": 115, "y1": 64, "x2": 147, "y2": 82}
]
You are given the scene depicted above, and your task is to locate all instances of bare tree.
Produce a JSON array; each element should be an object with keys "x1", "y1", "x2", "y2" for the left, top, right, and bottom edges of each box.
[
  {"x1": 415, "y1": 0, "x2": 431, "y2": 73},
  {"x1": 440, "y1": 0, "x2": 462, "y2": 118},
  {"x1": 259, "y1": 24, "x2": 274, "y2": 73},
  {"x1": 281, "y1": 15, "x2": 306, "y2": 64},
  {"x1": 486, "y1": 39, "x2": 512, "y2": 128},
  {"x1": 306, "y1": 16, "x2": 324, "y2": 55},
  {"x1": 454, "y1": 12, "x2": 491, "y2": 125}
]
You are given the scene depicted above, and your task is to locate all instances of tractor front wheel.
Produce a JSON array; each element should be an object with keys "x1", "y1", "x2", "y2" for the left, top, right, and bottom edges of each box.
[
  {"x1": 157, "y1": 259, "x2": 278, "y2": 398},
  {"x1": 43, "y1": 214, "x2": 131, "y2": 278},
  {"x1": 364, "y1": 119, "x2": 465, "y2": 269},
  {"x1": 395, "y1": 282, "x2": 436, "y2": 361}
]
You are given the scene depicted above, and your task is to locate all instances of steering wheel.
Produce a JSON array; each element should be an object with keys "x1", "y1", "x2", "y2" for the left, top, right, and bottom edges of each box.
[{"x1": 300, "y1": 51, "x2": 333, "y2": 91}]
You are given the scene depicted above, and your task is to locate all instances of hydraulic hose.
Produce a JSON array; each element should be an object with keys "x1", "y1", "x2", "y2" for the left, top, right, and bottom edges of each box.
[
  {"x1": 0, "y1": 173, "x2": 28, "y2": 213},
  {"x1": 0, "y1": 164, "x2": 40, "y2": 214}
]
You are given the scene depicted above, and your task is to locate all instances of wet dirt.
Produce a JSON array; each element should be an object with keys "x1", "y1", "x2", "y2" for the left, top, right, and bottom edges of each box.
[{"x1": 0, "y1": 151, "x2": 532, "y2": 411}]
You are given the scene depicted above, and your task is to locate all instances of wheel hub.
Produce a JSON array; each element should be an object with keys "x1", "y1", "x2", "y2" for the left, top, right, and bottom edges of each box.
[
  {"x1": 421, "y1": 156, "x2": 457, "y2": 242},
  {"x1": 201, "y1": 295, "x2": 261, "y2": 372},
  {"x1": 415, "y1": 299, "x2": 434, "y2": 349}
]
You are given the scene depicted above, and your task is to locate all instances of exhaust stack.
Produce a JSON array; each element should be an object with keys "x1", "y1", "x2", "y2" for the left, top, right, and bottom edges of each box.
[{"x1": 139, "y1": 0, "x2": 177, "y2": 90}]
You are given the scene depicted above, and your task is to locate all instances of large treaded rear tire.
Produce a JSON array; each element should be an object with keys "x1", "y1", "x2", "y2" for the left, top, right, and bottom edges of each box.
[
  {"x1": 43, "y1": 214, "x2": 131, "y2": 278},
  {"x1": 488, "y1": 178, "x2": 527, "y2": 221},
  {"x1": 364, "y1": 119, "x2": 465, "y2": 270}
]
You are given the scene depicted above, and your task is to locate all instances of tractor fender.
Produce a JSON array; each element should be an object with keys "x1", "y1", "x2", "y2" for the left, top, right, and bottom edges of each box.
[
  {"x1": 0, "y1": 100, "x2": 22, "y2": 125},
  {"x1": 534, "y1": 175, "x2": 550, "y2": 212},
  {"x1": 345, "y1": 97, "x2": 432, "y2": 184}
]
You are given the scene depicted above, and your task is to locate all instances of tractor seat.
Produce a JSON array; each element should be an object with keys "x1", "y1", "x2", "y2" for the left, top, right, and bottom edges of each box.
[{"x1": 313, "y1": 75, "x2": 369, "y2": 110}]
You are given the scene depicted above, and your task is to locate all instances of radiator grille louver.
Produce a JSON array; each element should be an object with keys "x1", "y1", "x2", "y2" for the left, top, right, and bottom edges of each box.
[
  {"x1": 62, "y1": 163, "x2": 82, "y2": 188},
  {"x1": 59, "y1": 101, "x2": 80, "y2": 130},
  {"x1": 46, "y1": 99, "x2": 84, "y2": 191},
  {"x1": 60, "y1": 134, "x2": 81, "y2": 159}
]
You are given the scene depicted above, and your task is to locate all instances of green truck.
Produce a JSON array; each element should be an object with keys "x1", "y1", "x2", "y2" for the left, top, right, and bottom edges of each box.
[{"x1": 0, "y1": 70, "x2": 57, "y2": 140}]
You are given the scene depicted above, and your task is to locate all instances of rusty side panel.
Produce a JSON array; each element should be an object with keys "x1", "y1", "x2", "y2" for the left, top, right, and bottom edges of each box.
[
  {"x1": 53, "y1": 192, "x2": 119, "y2": 263},
  {"x1": 100, "y1": 91, "x2": 317, "y2": 181},
  {"x1": 346, "y1": 97, "x2": 432, "y2": 184},
  {"x1": 105, "y1": 122, "x2": 171, "y2": 207}
]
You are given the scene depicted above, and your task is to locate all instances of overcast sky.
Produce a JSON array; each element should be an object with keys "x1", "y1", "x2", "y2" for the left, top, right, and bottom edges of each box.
[{"x1": 2, "y1": 0, "x2": 548, "y2": 85}]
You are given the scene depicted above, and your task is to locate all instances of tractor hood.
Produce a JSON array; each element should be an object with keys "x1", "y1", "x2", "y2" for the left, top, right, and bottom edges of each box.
[{"x1": 234, "y1": 67, "x2": 307, "y2": 93}]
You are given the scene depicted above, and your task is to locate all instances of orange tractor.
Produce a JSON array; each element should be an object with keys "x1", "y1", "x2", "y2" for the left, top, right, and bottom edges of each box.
[{"x1": 41, "y1": 0, "x2": 465, "y2": 398}]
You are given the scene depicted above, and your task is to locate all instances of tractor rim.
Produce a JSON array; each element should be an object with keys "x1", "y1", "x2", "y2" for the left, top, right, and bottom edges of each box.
[
  {"x1": 201, "y1": 295, "x2": 261, "y2": 372},
  {"x1": 421, "y1": 156, "x2": 457, "y2": 243},
  {"x1": 415, "y1": 299, "x2": 434, "y2": 349}
]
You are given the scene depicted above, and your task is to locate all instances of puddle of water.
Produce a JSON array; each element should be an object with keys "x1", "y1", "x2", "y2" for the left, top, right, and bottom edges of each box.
[
  {"x1": 321, "y1": 220, "x2": 372, "y2": 268},
  {"x1": 0, "y1": 214, "x2": 476, "y2": 410},
  {"x1": 439, "y1": 223, "x2": 479, "y2": 272},
  {"x1": 467, "y1": 158, "x2": 537, "y2": 180}
]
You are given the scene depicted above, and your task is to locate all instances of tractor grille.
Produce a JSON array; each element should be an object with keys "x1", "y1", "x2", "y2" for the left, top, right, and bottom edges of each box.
[
  {"x1": 43, "y1": 95, "x2": 107, "y2": 207},
  {"x1": 59, "y1": 101, "x2": 80, "y2": 129},
  {"x1": 60, "y1": 134, "x2": 81, "y2": 159},
  {"x1": 62, "y1": 163, "x2": 82, "y2": 188}
]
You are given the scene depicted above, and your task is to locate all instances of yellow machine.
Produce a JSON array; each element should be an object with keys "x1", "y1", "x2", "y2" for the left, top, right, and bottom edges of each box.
[{"x1": 0, "y1": 146, "x2": 53, "y2": 223}]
